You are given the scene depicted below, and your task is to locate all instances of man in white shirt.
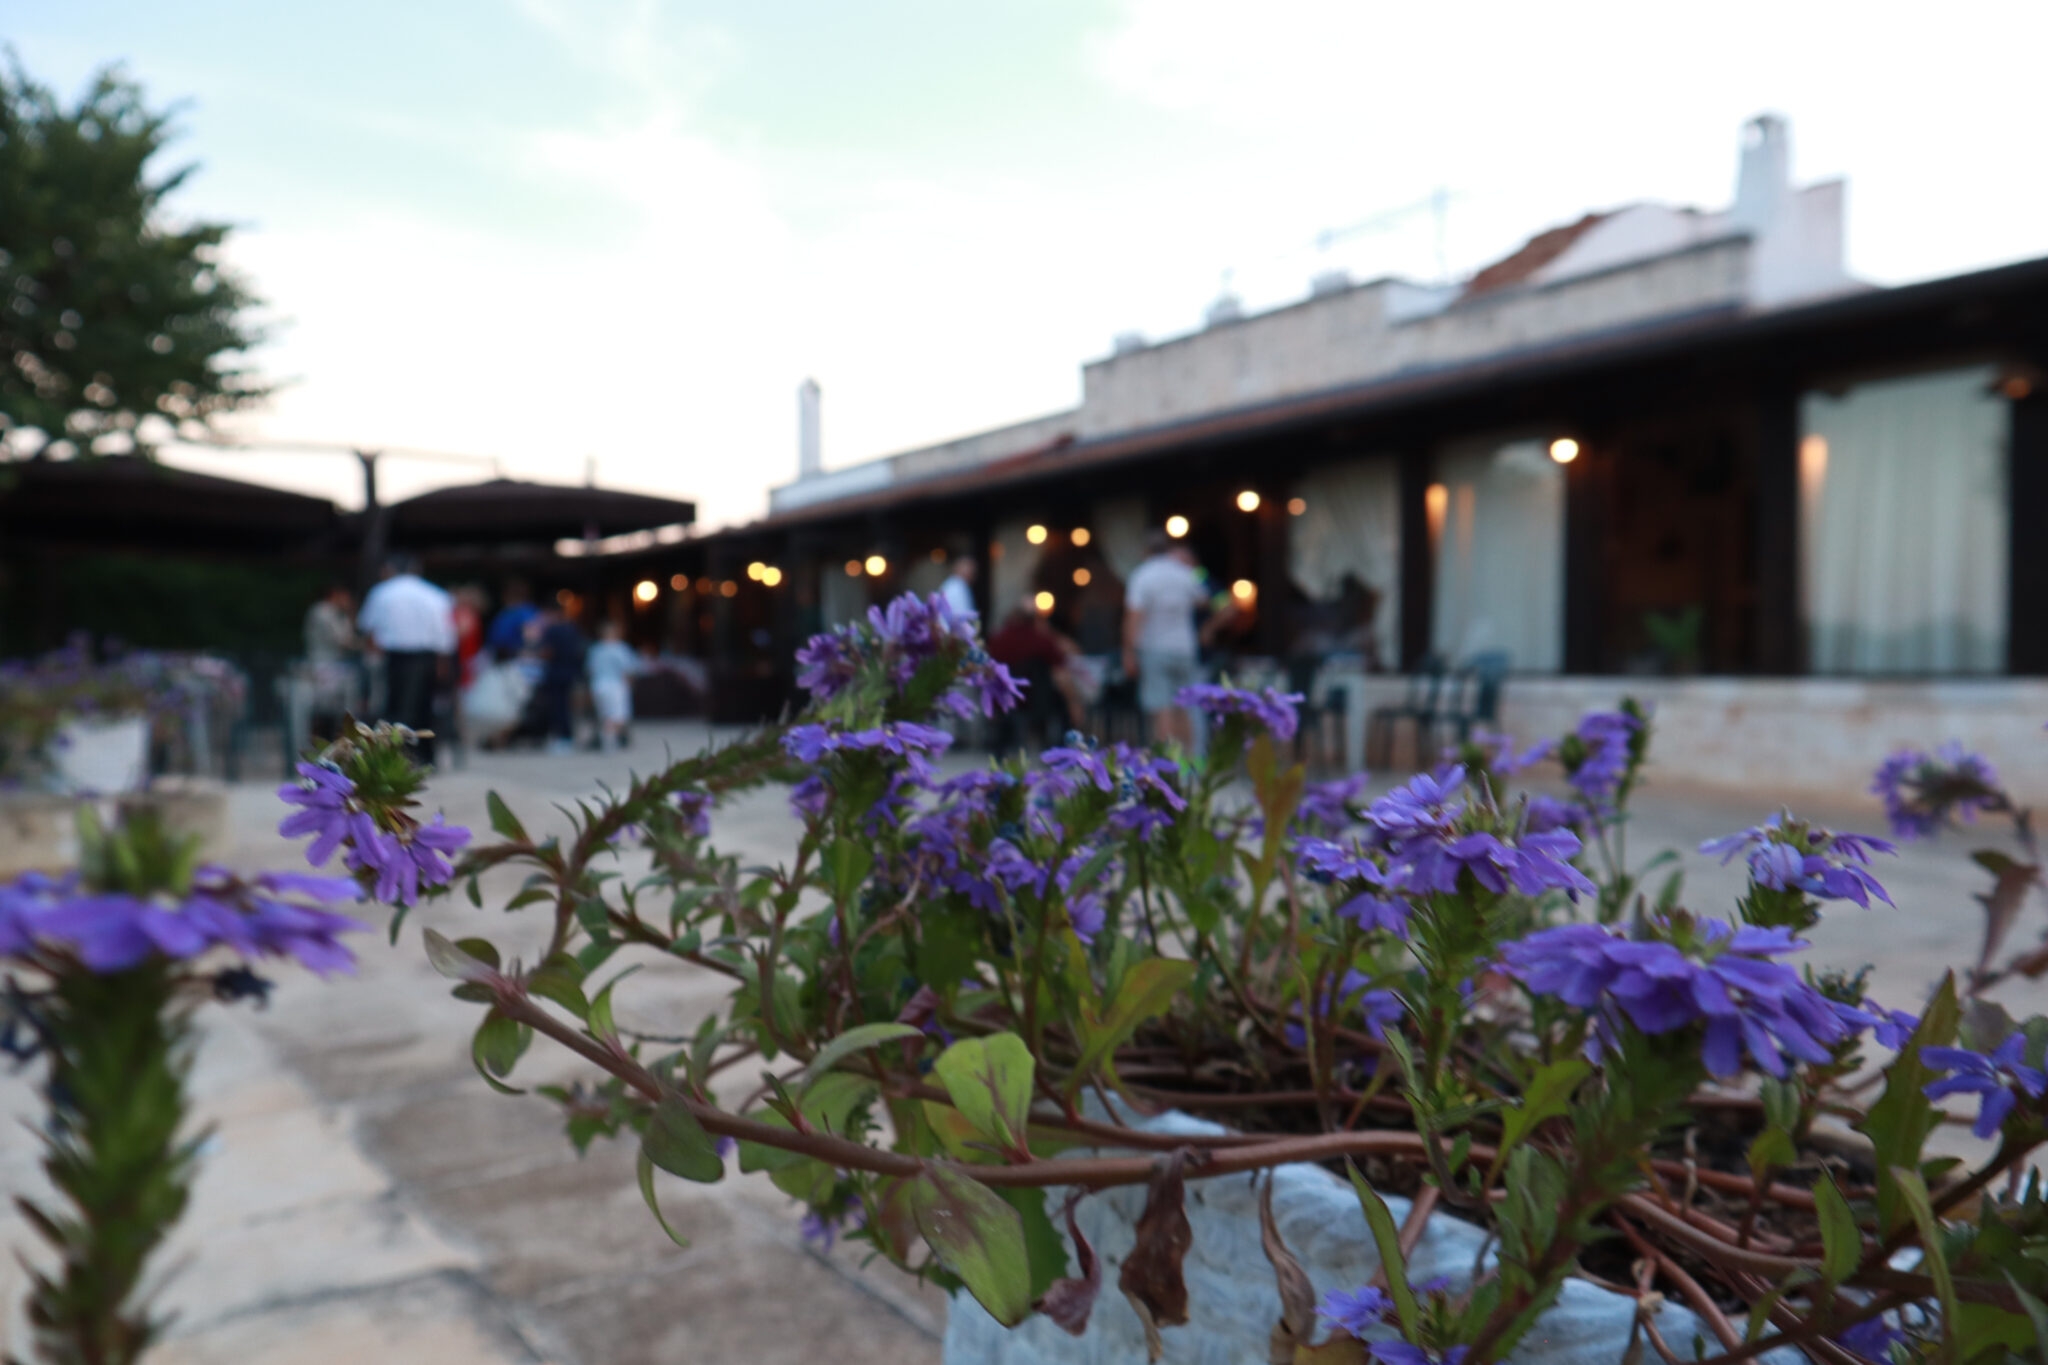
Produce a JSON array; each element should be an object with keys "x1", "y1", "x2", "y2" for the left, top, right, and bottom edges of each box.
[
  {"x1": 357, "y1": 554, "x2": 457, "y2": 763},
  {"x1": 940, "y1": 555, "x2": 979, "y2": 621},
  {"x1": 1122, "y1": 531, "x2": 1206, "y2": 747}
]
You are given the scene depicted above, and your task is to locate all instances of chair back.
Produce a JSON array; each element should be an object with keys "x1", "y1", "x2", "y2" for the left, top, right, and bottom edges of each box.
[
  {"x1": 1406, "y1": 652, "x2": 1448, "y2": 710},
  {"x1": 1462, "y1": 650, "x2": 1512, "y2": 725}
]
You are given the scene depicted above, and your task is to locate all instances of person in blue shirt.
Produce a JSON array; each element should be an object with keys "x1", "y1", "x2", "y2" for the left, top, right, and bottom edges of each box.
[
  {"x1": 586, "y1": 620, "x2": 643, "y2": 751},
  {"x1": 485, "y1": 579, "x2": 538, "y2": 662}
]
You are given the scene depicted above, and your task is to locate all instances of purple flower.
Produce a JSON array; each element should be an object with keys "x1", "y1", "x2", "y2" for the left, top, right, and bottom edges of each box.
[
  {"x1": 1837, "y1": 1313, "x2": 1909, "y2": 1360},
  {"x1": 1318, "y1": 1285, "x2": 1391, "y2": 1335},
  {"x1": 1923, "y1": 1036, "x2": 2047, "y2": 1139},
  {"x1": 783, "y1": 721, "x2": 953, "y2": 765},
  {"x1": 1499, "y1": 919, "x2": 1857, "y2": 1079},
  {"x1": 1361, "y1": 987, "x2": 1404, "y2": 1040},
  {"x1": 1036, "y1": 745, "x2": 1114, "y2": 799},
  {"x1": 1467, "y1": 730, "x2": 1552, "y2": 776},
  {"x1": 1564, "y1": 710, "x2": 1640, "y2": 811},
  {"x1": 277, "y1": 762, "x2": 470, "y2": 907},
  {"x1": 1871, "y1": 742, "x2": 2003, "y2": 839},
  {"x1": 1523, "y1": 794, "x2": 1586, "y2": 836},
  {"x1": 1364, "y1": 768, "x2": 1466, "y2": 844},
  {"x1": 1174, "y1": 683, "x2": 1304, "y2": 742},
  {"x1": 1700, "y1": 817, "x2": 1896, "y2": 908},
  {"x1": 1406, "y1": 830, "x2": 1594, "y2": 899},
  {"x1": 5, "y1": 868, "x2": 367, "y2": 976},
  {"x1": 794, "y1": 630, "x2": 861, "y2": 702},
  {"x1": 1298, "y1": 773, "x2": 1369, "y2": 831},
  {"x1": 795, "y1": 592, "x2": 1022, "y2": 718},
  {"x1": 790, "y1": 775, "x2": 830, "y2": 820}
]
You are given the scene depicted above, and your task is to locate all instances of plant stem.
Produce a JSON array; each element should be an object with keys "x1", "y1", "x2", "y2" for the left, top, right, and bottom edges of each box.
[{"x1": 23, "y1": 965, "x2": 197, "y2": 1365}]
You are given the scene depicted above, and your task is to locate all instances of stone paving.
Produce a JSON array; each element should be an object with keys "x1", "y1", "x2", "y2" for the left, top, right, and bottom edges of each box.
[{"x1": 5, "y1": 720, "x2": 2047, "y2": 1362}]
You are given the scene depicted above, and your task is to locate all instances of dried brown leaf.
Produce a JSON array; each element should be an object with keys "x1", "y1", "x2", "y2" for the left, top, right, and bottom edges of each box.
[
  {"x1": 1261, "y1": 1176, "x2": 1318, "y2": 1365},
  {"x1": 1972, "y1": 856, "x2": 2040, "y2": 985},
  {"x1": 1117, "y1": 1148, "x2": 1195, "y2": 1341},
  {"x1": 1034, "y1": 1193, "x2": 1101, "y2": 1336}
]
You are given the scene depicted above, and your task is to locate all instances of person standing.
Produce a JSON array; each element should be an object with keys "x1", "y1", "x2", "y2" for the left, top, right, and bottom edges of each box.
[
  {"x1": 303, "y1": 584, "x2": 359, "y2": 743},
  {"x1": 585, "y1": 620, "x2": 642, "y2": 751},
  {"x1": 452, "y1": 585, "x2": 487, "y2": 689},
  {"x1": 940, "y1": 555, "x2": 979, "y2": 620},
  {"x1": 535, "y1": 605, "x2": 587, "y2": 755},
  {"x1": 486, "y1": 579, "x2": 539, "y2": 663},
  {"x1": 1122, "y1": 531, "x2": 1206, "y2": 748},
  {"x1": 357, "y1": 554, "x2": 456, "y2": 763}
]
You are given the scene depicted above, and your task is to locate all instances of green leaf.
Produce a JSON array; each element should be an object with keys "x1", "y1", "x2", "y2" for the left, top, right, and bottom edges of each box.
[
  {"x1": 824, "y1": 838, "x2": 874, "y2": 904},
  {"x1": 587, "y1": 965, "x2": 642, "y2": 1045},
  {"x1": 636, "y1": 1149, "x2": 692, "y2": 1247},
  {"x1": 1747, "y1": 1126, "x2": 1796, "y2": 1180},
  {"x1": 1345, "y1": 1161, "x2": 1419, "y2": 1336},
  {"x1": 642, "y1": 1096, "x2": 726, "y2": 1184},
  {"x1": 906, "y1": 1165, "x2": 1033, "y2": 1327},
  {"x1": 797, "y1": 1023, "x2": 925, "y2": 1092},
  {"x1": 470, "y1": 1011, "x2": 529, "y2": 1094},
  {"x1": 527, "y1": 959, "x2": 589, "y2": 1020},
  {"x1": 424, "y1": 927, "x2": 495, "y2": 983},
  {"x1": 933, "y1": 1033, "x2": 1035, "y2": 1153},
  {"x1": 1812, "y1": 1169, "x2": 1862, "y2": 1285},
  {"x1": 486, "y1": 790, "x2": 528, "y2": 842},
  {"x1": 1490, "y1": 1056, "x2": 1589, "y2": 1180},
  {"x1": 1889, "y1": 1165, "x2": 1957, "y2": 1362},
  {"x1": 2000, "y1": 1274, "x2": 2048, "y2": 1363},
  {"x1": 997, "y1": 1185, "x2": 1071, "y2": 1301},
  {"x1": 1070, "y1": 959, "x2": 1196, "y2": 1094},
  {"x1": 1857, "y1": 973, "x2": 1960, "y2": 1234},
  {"x1": 1743, "y1": 1268, "x2": 1814, "y2": 1344}
]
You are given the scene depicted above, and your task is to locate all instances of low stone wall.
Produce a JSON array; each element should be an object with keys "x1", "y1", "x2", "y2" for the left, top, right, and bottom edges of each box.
[
  {"x1": 0, "y1": 780, "x2": 229, "y2": 878},
  {"x1": 1326, "y1": 673, "x2": 2048, "y2": 803}
]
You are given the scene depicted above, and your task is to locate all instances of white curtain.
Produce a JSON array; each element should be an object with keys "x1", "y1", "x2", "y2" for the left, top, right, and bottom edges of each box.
[
  {"x1": 1091, "y1": 497, "x2": 1149, "y2": 580},
  {"x1": 1431, "y1": 438, "x2": 1564, "y2": 672},
  {"x1": 1288, "y1": 457, "x2": 1400, "y2": 665},
  {"x1": 1802, "y1": 367, "x2": 2008, "y2": 674},
  {"x1": 820, "y1": 560, "x2": 868, "y2": 628},
  {"x1": 990, "y1": 516, "x2": 1043, "y2": 619}
]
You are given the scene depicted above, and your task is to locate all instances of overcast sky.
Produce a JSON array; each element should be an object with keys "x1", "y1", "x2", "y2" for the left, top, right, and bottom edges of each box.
[{"x1": 12, "y1": 0, "x2": 2048, "y2": 525}]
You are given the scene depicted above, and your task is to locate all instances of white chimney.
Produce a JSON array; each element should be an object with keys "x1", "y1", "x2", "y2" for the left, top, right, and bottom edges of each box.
[
  {"x1": 1730, "y1": 113, "x2": 1791, "y2": 237},
  {"x1": 1205, "y1": 293, "x2": 1243, "y2": 327},
  {"x1": 1112, "y1": 331, "x2": 1147, "y2": 355},
  {"x1": 797, "y1": 377, "x2": 821, "y2": 481},
  {"x1": 1310, "y1": 268, "x2": 1352, "y2": 298}
]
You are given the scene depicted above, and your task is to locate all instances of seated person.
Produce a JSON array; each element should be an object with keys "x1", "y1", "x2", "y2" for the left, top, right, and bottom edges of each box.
[{"x1": 985, "y1": 596, "x2": 1085, "y2": 733}]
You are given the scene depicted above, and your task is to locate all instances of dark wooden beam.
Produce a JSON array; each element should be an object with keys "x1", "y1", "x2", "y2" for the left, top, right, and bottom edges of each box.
[
  {"x1": 1751, "y1": 386, "x2": 1803, "y2": 675},
  {"x1": 1562, "y1": 440, "x2": 1608, "y2": 674},
  {"x1": 2009, "y1": 384, "x2": 2048, "y2": 674},
  {"x1": 1397, "y1": 448, "x2": 1434, "y2": 669}
]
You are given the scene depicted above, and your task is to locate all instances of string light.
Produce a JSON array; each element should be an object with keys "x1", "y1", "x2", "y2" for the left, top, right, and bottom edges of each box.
[
  {"x1": 746, "y1": 562, "x2": 765, "y2": 581},
  {"x1": 1231, "y1": 579, "x2": 1257, "y2": 602},
  {"x1": 1165, "y1": 515, "x2": 1189, "y2": 538},
  {"x1": 1072, "y1": 567, "x2": 1092, "y2": 586},
  {"x1": 1071, "y1": 528, "x2": 1091, "y2": 546},
  {"x1": 1235, "y1": 490, "x2": 1261, "y2": 512},
  {"x1": 1548, "y1": 437, "x2": 1580, "y2": 465},
  {"x1": 1033, "y1": 590, "x2": 1054, "y2": 612},
  {"x1": 1026, "y1": 524, "x2": 1048, "y2": 545},
  {"x1": 1287, "y1": 497, "x2": 1307, "y2": 516},
  {"x1": 844, "y1": 560, "x2": 862, "y2": 577},
  {"x1": 761, "y1": 566, "x2": 783, "y2": 587},
  {"x1": 634, "y1": 580, "x2": 658, "y2": 603},
  {"x1": 865, "y1": 554, "x2": 888, "y2": 576},
  {"x1": 720, "y1": 580, "x2": 738, "y2": 598},
  {"x1": 670, "y1": 574, "x2": 688, "y2": 591}
]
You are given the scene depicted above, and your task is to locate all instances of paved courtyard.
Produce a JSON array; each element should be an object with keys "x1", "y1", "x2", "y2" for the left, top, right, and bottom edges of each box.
[{"x1": 6, "y1": 719, "x2": 2047, "y2": 1363}]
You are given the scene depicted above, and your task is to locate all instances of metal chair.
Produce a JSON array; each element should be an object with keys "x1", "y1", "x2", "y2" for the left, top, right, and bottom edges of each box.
[
  {"x1": 1435, "y1": 651, "x2": 1512, "y2": 752},
  {"x1": 1365, "y1": 653, "x2": 1448, "y2": 769}
]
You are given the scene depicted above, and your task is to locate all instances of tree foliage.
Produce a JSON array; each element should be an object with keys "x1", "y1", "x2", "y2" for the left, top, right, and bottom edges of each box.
[{"x1": 0, "y1": 55, "x2": 264, "y2": 456}]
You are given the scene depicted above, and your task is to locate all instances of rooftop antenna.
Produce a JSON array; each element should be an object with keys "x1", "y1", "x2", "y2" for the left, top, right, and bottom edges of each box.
[{"x1": 1314, "y1": 186, "x2": 1457, "y2": 285}]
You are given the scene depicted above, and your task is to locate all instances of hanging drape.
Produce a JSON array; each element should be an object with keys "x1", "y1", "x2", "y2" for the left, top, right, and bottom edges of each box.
[
  {"x1": 1430, "y1": 438, "x2": 1564, "y2": 672},
  {"x1": 820, "y1": 560, "x2": 867, "y2": 628},
  {"x1": 990, "y1": 516, "x2": 1043, "y2": 618},
  {"x1": 1287, "y1": 456, "x2": 1401, "y2": 666},
  {"x1": 1091, "y1": 497, "x2": 1149, "y2": 580},
  {"x1": 1802, "y1": 367, "x2": 2008, "y2": 674}
]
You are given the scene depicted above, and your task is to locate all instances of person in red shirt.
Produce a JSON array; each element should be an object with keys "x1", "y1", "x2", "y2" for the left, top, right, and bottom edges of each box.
[
  {"x1": 453, "y1": 585, "x2": 487, "y2": 688},
  {"x1": 985, "y1": 596, "x2": 1085, "y2": 731}
]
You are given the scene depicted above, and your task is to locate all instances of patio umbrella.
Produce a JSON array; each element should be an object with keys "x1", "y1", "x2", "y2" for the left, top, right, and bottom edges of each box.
[
  {"x1": 0, "y1": 455, "x2": 341, "y2": 554},
  {"x1": 377, "y1": 478, "x2": 696, "y2": 548}
]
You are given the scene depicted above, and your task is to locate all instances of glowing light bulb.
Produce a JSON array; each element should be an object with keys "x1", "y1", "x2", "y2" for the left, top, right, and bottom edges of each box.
[
  {"x1": 1235, "y1": 490, "x2": 1260, "y2": 512},
  {"x1": 1231, "y1": 579, "x2": 1256, "y2": 602},
  {"x1": 864, "y1": 554, "x2": 888, "y2": 576},
  {"x1": 669, "y1": 574, "x2": 687, "y2": 590},
  {"x1": 1033, "y1": 590, "x2": 1054, "y2": 612},
  {"x1": 1165, "y1": 515, "x2": 1189, "y2": 539},
  {"x1": 1071, "y1": 528, "x2": 1091, "y2": 546},
  {"x1": 1072, "y1": 567, "x2": 1092, "y2": 586},
  {"x1": 634, "y1": 580, "x2": 658, "y2": 603},
  {"x1": 746, "y1": 561, "x2": 764, "y2": 581},
  {"x1": 1548, "y1": 437, "x2": 1580, "y2": 465},
  {"x1": 844, "y1": 560, "x2": 862, "y2": 577},
  {"x1": 1287, "y1": 497, "x2": 1307, "y2": 516},
  {"x1": 761, "y1": 566, "x2": 783, "y2": 587},
  {"x1": 1026, "y1": 524, "x2": 1048, "y2": 545}
]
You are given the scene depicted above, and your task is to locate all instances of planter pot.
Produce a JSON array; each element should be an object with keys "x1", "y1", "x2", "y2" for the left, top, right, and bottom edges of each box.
[
  {"x1": 944, "y1": 1110, "x2": 1803, "y2": 1365},
  {"x1": 0, "y1": 783, "x2": 225, "y2": 880},
  {"x1": 51, "y1": 714, "x2": 150, "y2": 795}
]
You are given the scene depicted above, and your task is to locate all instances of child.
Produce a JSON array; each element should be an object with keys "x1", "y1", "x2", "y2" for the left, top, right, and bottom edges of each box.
[{"x1": 585, "y1": 620, "x2": 641, "y2": 751}]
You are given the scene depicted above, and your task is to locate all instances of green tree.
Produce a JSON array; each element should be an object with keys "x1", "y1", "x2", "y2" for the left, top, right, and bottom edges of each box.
[{"x1": 0, "y1": 56, "x2": 265, "y2": 457}]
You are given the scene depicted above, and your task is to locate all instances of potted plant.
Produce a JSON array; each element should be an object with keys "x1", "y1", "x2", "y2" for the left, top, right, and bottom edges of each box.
[
  {"x1": 279, "y1": 594, "x2": 2048, "y2": 1364},
  {"x1": 0, "y1": 647, "x2": 161, "y2": 795}
]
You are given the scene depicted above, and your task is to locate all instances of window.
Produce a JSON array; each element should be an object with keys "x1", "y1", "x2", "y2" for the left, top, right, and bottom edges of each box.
[
  {"x1": 1431, "y1": 438, "x2": 1564, "y2": 672},
  {"x1": 1287, "y1": 457, "x2": 1400, "y2": 669},
  {"x1": 1802, "y1": 368, "x2": 2008, "y2": 674}
]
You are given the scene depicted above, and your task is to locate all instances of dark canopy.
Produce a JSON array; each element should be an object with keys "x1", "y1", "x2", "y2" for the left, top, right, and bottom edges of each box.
[
  {"x1": 0, "y1": 455, "x2": 341, "y2": 554},
  {"x1": 378, "y1": 478, "x2": 696, "y2": 547}
]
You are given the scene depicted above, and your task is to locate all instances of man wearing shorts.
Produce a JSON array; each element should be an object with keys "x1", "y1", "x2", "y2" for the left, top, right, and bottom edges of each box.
[{"x1": 1122, "y1": 531, "x2": 1205, "y2": 747}]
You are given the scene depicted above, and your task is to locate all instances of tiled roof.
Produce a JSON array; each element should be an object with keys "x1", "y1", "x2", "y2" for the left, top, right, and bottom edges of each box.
[{"x1": 1460, "y1": 211, "x2": 1611, "y2": 299}]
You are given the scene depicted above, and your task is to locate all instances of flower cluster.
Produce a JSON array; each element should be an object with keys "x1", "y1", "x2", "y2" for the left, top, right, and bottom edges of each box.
[
  {"x1": 0, "y1": 866, "x2": 367, "y2": 976},
  {"x1": 1699, "y1": 815, "x2": 1896, "y2": 909},
  {"x1": 794, "y1": 592, "x2": 1022, "y2": 719},
  {"x1": 1870, "y1": 741, "x2": 2004, "y2": 839},
  {"x1": 1923, "y1": 1037, "x2": 2046, "y2": 1139},
  {"x1": 783, "y1": 721, "x2": 953, "y2": 766},
  {"x1": 1297, "y1": 773, "x2": 1369, "y2": 832},
  {"x1": 1499, "y1": 918, "x2": 1864, "y2": 1078},
  {"x1": 1174, "y1": 683, "x2": 1304, "y2": 742},
  {"x1": 1560, "y1": 709, "x2": 1640, "y2": 812},
  {"x1": 279, "y1": 761, "x2": 471, "y2": 906},
  {"x1": 1299, "y1": 768, "x2": 1594, "y2": 933}
]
